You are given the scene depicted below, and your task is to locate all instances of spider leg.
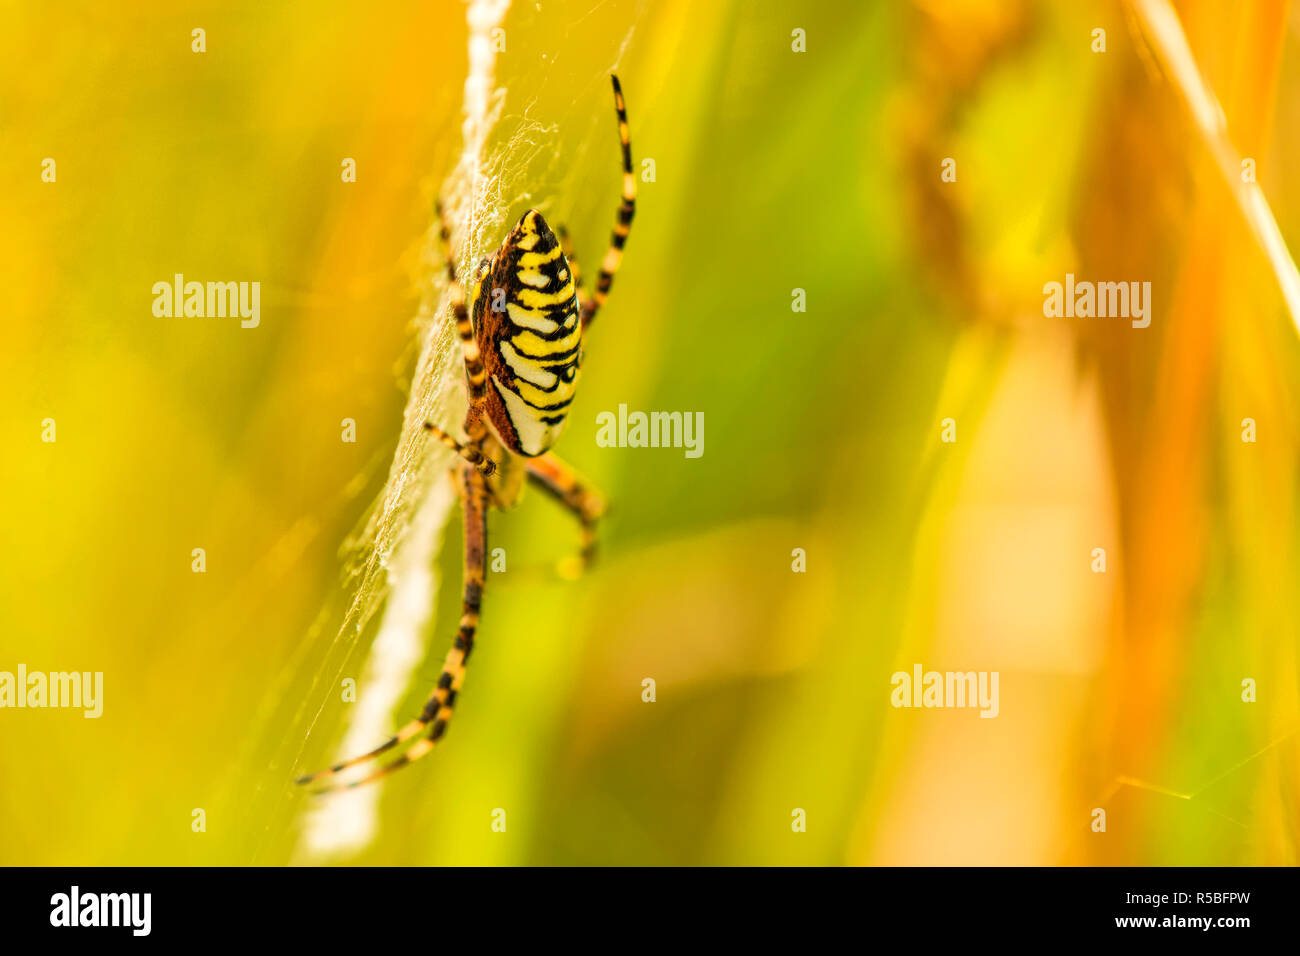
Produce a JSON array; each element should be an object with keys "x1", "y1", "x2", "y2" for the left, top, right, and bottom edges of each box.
[
  {"x1": 434, "y1": 203, "x2": 495, "y2": 474},
  {"x1": 436, "y1": 200, "x2": 488, "y2": 406},
  {"x1": 297, "y1": 463, "x2": 489, "y2": 792},
  {"x1": 579, "y1": 75, "x2": 636, "y2": 333},
  {"x1": 525, "y1": 453, "x2": 605, "y2": 579},
  {"x1": 556, "y1": 223, "x2": 583, "y2": 293},
  {"x1": 423, "y1": 420, "x2": 495, "y2": 477}
]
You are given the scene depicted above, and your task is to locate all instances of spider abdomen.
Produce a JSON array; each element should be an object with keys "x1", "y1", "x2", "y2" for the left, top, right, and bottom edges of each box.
[{"x1": 473, "y1": 209, "x2": 582, "y2": 457}]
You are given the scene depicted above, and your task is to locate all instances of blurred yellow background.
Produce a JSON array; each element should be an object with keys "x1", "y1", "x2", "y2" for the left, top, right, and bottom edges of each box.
[{"x1": 1, "y1": 0, "x2": 1298, "y2": 865}]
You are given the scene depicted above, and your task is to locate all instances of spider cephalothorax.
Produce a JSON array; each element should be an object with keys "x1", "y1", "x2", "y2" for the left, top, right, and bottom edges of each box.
[{"x1": 299, "y1": 75, "x2": 635, "y2": 792}]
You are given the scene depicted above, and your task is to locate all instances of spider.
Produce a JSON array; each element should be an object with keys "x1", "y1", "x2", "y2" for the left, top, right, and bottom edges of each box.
[{"x1": 298, "y1": 75, "x2": 635, "y2": 793}]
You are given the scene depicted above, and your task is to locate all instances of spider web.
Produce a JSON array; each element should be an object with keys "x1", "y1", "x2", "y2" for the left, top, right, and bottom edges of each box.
[{"x1": 284, "y1": 0, "x2": 644, "y2": 860}]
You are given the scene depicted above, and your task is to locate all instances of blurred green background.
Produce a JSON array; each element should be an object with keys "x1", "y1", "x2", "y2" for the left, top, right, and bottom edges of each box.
[{"x1": 1, "y1": 0, "x2": 1298, "y2": 865}]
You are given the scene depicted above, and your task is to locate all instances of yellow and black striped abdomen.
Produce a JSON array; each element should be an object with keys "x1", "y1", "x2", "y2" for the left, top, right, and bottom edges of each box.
[{"x1": 472, "y1": 209, "x2": 582, "y2": 457}]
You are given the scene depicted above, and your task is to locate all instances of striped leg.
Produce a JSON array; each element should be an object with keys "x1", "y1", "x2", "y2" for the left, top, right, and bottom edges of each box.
[
  {"x1": 526, "y1": 453, "x2": 605, "y2": 579},
  {"x1": 297, "y1": 464, "x2": 489, "y2": 792},
  {"x1": 557, "y1": 223, "x2": 593, "y2": 330},
  {"x1": 423, "y1": 420, "x2": 495, "y2": 477},
  {"x1": 436, "y1": 200, "x2": 488, "y2": 406},
  {"x1": 579, "y1": 74, "x2": 636, "y2": 333},
  {"x1": 557, "y1": 224, "x2": 583, "y2": 292},
  {"x1": 431, "y1": 202, "x2": 493, "y2": 474}
]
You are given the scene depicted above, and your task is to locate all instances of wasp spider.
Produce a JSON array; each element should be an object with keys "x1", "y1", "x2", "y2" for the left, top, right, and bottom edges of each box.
[{"x1": 298, "y1": 75, "x2": 635, "y2": 793}]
